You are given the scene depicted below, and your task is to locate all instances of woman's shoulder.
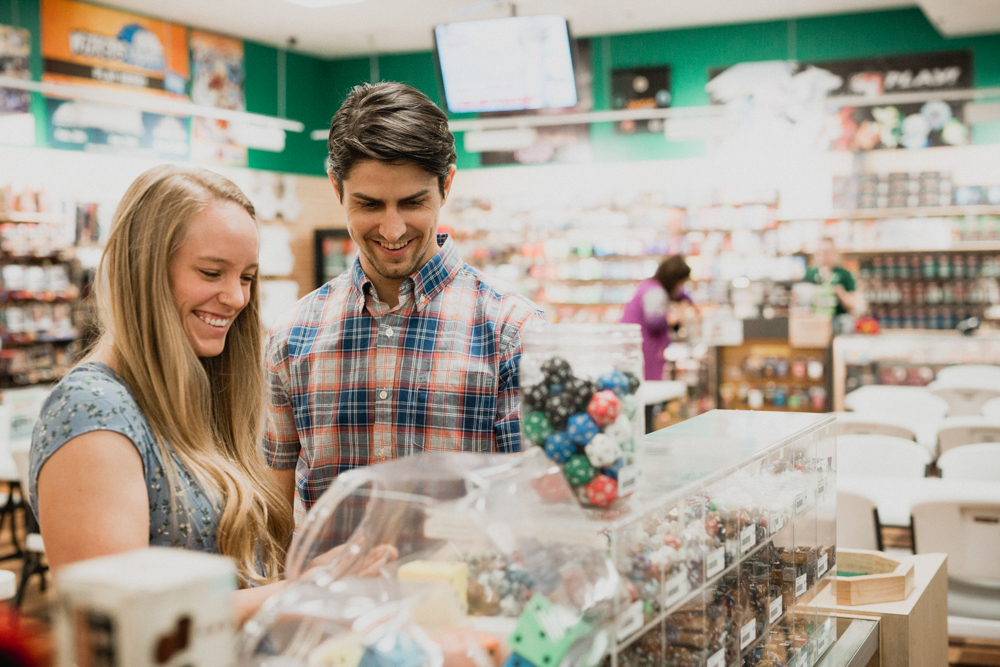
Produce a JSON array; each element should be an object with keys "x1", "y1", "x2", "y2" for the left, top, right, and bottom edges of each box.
[{"x1": 35, "y1": 362, "x2": 152, "y2": 449}]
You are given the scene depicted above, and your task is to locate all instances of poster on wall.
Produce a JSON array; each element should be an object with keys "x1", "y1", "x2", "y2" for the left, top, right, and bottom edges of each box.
[
  {"x1": 479, "y1": 39, "x2": 593, "y2": 166},
  {"x1": 40, "y1": 0, "x2": 190, "y2": 157},
  {"x1": 0, "y1": 25, "x2": 35, "y2": 145},
  {"x1": 707, "y1": 50, "x2": 973, "y2": 152},
  {"x1": 611, "y1": 65, "x2": 671, "y2": 134},
  {"x1": 817, "y1": 51, "x2": 973, "y2": 151},
  {"x1": 189, "y1": 30, "x2": 247, "y2": 166}
]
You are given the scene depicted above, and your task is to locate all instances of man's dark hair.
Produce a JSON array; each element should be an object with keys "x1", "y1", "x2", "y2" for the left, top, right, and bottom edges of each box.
[
  {"x1": 654, "y1": 255, "x2": 691, "y2": 295},
  {"x1": 327, "y1": 82, "x2": 457, "y2": 199}
]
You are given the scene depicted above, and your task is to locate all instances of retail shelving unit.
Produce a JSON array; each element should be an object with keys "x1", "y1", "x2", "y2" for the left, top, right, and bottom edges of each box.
[{"x1": 0, "y1": 210, "x2": 83, "y2": 388}]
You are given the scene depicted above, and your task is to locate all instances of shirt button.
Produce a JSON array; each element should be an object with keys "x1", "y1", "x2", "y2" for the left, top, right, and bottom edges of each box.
[
  {"x1": 385, "y1": 327, "x2": 394, "y2": 337},
  {"x1": 379, "y1": 390, "x2": 388, "y2": 399}
]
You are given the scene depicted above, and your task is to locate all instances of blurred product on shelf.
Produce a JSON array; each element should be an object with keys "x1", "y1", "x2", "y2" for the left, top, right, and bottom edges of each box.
[{"x1": 0, "y1": 182, "x2": 93, "y2": 388}]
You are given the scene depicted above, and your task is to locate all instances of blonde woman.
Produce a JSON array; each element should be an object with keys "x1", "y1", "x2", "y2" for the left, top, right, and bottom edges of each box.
[{"x1": 28, "y1": 165, "x2": 294, "y2": 623}]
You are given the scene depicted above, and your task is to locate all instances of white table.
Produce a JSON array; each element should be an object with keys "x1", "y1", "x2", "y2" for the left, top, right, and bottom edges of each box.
[
  {"x1": 838, "y1": 474, "x2": 1000, "y2": 527},
  {"x1": 639, "y1": 381, "x2": 686, "y2": 407}
]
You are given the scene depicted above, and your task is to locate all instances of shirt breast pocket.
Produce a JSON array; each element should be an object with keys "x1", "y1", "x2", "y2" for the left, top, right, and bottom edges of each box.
[{"x1": 415, "y1": 365, "x2": 497, "y2": 453}]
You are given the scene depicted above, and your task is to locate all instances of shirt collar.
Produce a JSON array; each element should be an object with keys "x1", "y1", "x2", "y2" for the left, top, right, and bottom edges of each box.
[{"x1": 350, "y1": 234, "x2": 461, "y2": 311}]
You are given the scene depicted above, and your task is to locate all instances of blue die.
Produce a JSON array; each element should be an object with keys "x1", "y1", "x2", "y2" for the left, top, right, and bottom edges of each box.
[
  {"x1": 502, "y1": 654, "x2": 534, "y2": 667},
  {"x1": 566, "y1": 413, "x2": 599, "y2": 445},
  {"x1": 598, "y1": 371, "x2": 630, "y2": 397},
  {"x1": 544, "y1": 432, "x2": 576, "y2": 463},
  {"x1": 359, "y1": 634, "x2": 427, "y2": 667},
  {"x1": 601, "y1": 457, "x2": 626, "y2": 479}
]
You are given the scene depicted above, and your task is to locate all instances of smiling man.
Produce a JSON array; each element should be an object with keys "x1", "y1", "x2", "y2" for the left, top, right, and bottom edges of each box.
[{"x1": 263, "y1": 82, "x2": 545, "y2": 533}]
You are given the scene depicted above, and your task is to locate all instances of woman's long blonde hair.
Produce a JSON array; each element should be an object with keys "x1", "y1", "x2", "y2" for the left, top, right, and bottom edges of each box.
[{"x1": 96, "y1": 164, "x2": 293, "y2": 586}]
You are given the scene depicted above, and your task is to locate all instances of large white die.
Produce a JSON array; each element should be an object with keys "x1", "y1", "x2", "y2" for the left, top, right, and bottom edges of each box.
[
  {"x1": 585, "y1": 433, "x2": 620, "y2": 468},
  {"x1": 605, "y1": 414, "x2": 633, "y2": 444}
]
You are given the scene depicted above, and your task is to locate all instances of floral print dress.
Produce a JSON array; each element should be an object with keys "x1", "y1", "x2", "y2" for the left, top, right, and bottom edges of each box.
[{"x1": 29, "y1": 361, "x2": 220, "y2": 552}]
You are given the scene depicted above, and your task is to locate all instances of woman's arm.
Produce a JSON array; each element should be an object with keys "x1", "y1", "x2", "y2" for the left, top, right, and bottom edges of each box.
[
  {"x1": 37, "y1": 431, "x2": 294, "y2": 627},
  {"x1": 36, "y1": 431, "x2": 149, "y2": 569}
]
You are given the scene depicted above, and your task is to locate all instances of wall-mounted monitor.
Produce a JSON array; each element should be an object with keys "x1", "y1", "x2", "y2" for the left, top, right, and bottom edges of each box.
[{"x1": 434, "y1": 15, "x2": 577, "y2": 114}]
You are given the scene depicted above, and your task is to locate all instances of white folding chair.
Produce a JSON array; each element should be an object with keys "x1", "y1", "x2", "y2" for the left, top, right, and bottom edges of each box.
[
  {"x1": 912, "y1": 500, "x2": 1000, "y2": 636},
  {"x1": 928, "y1": 379, "x2": 1000, "y2": 418},
  {"x1": 836, "y1": 490, "x2": 882, "y2": 551},
  {"x1": 937, "y1": 444, "x2": 1000, "y2": 481},
  {"x1": 843, "y1": 385, "x2": 950, "y2": 421},
  {"x1": 935, "y1": 364, "x2": 1000, "y2": 385},
  {"x1": 834, "y1": 412, "x2": 918, "y2": 441},
  {"x1": 837, "y1": 434, "x2": 933, "y2": 478},
  {"x1": 936, "y1": 417, "x2": 1000, "y2": 456},
  {"x1": 981, "y1": 395, "x2": 1000, "y2": 419}
]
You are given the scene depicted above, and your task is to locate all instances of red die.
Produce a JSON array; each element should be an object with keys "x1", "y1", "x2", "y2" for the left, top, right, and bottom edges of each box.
[
  {"x1": 530, "y1": 471, "x2": 570, "y2": 502},
  {"x1": 663, "y1": 533, "x2": 682, "y2": 549},
  {"x1": 585, "y1": 474, "x2": 618, "y2": 508},
  {"x1": 587, "y1": 390, "x2": 623, "y2": 427}
]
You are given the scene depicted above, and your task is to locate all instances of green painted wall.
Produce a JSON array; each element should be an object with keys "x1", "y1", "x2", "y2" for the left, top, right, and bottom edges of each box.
[{"x1": 4, "y1": 2, "x2": 1000, "y2": 174}]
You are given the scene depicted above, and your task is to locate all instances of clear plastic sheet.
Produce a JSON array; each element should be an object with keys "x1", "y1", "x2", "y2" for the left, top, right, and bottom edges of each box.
[{"x1": 238, "y1": 450, "x2": 624, "y2": 667}]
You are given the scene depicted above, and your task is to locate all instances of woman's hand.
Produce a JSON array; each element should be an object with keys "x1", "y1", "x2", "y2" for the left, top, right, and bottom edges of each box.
[{"x1": 303, "y1": 540, "x2": 399, "y2": 580}]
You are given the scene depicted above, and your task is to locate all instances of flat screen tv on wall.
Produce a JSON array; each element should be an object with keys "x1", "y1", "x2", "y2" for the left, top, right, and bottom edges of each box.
[{"x1": 434, "y1": 14, "x2": 577, "y2": 114}]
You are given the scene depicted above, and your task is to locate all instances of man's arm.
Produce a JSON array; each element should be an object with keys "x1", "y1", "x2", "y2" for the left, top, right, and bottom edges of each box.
[
  {"x1": 494, "y1": 309, "x2": 547, "y2": 452},
  {"x1": 263, "y1": 330, "x2": 302, "y2": 511}
]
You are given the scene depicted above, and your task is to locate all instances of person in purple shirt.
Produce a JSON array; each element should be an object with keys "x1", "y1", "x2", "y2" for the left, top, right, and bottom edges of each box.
[{"x1": 620, "y1": 255, "x2": 693, "y2": 381}]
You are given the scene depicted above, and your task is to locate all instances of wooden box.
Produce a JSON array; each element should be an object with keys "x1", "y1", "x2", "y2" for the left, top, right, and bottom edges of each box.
[
  {"x1": 808, "y1": 552, "x2": 948, "y2": 667},
  {"x1": 835, "y1": 550, "x2": 916, "y2": 606}
]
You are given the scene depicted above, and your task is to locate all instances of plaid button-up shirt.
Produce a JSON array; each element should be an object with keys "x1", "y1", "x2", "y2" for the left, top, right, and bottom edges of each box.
[{"x1": 264, "y1": 234, "x2": 545, "y2": 531}]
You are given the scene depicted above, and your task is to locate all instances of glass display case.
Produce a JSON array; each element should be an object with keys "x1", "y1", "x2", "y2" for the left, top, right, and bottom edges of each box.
[{"x1": 237, "y1": 410, "x2": 837, "y2": 667}]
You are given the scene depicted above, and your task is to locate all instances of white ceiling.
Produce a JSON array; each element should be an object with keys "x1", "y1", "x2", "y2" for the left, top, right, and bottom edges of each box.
[{"x1": 90, "y1": 0, "x2": 963, "y2": 59}]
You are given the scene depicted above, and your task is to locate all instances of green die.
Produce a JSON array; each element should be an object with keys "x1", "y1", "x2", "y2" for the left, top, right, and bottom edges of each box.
[
  {"x1": 562, "y1": 454, "x2": 596, "y2": 487},
  {"x1": 508, "y1": 595, "x2": 592, "y2": 667},
  {"x1": 524, "y1": 411, "x2": 554, "y2": 445},
  {"x1": 622, "y1": 395, "x2": 639, "y2": 420}
]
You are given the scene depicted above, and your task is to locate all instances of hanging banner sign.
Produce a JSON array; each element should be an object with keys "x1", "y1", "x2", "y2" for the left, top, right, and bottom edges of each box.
[
  {"x1": 41, "y1": 0, "x2": 189, "y2": 97},
  {"x1": 189, "y1": 30, "x2": 247, "y2": 166},
  {"x1": 40, "y1": 0, "x2": 190, "y2": 158}
]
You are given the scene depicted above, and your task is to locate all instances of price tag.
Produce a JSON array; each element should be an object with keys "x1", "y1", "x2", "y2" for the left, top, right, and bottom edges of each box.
[
  {"x1": 707, "y1": 649, "x2": 726, "y2": 667},
  {"x1": 769, "y1": 596, "x2": 783, "y2": 623},
  {"x1": 618, "y1": 466, "x2": 640, "y2": 495},
  {"x1": 740, "y1": 620, "x2": 757, "y2": 650},
  {"x1": 795, "y1": 493, "x2": 806, "y2": 515},
  {"x1": 817, "y1": 553, "x2": 829, "y2": 578},
  {"x1": 771, "y1": 510, "x2": 785, "y2": 533},
  {"x1": 663, "y1": 575, "x2": 687, "y2": 607},
  {"x1": 616, "y1": 601, "x2": 645, "y2": 641},
  {"x1": 740, "y1": 525, "x2": 756, "y2": 553},
  {"x1": 707, "y1": 547, "x2": 726, "y2": 578},
  {"x1": 816, "y1": 478, "x2": 827, "y2": 499},
  {"x1": 795, "y1": 573, "x2": 808, "y2": 598}
]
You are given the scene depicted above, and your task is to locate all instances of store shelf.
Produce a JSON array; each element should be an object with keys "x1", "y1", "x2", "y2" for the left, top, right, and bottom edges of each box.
[
  {"x1": 843, "y1": 242, "x2": 1000, "y2": 254},
  {"x1": 0, "y1": 211, "x2": 63, "y2": 225},
  {"x1": 1, "y1": 332, "x2": 80, "y2": 346},
  {"x1": 779, "y1": 205, "x2": 1000, "y2": 221}
]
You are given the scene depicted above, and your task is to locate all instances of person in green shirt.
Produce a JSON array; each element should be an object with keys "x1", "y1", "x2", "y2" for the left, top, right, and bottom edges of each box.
[{"x1": 803, "y1": 238, "x2": 857, "y2": 316}]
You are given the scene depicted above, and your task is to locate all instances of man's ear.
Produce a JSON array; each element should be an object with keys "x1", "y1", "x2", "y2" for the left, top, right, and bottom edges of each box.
[
  {"x1": 440, "y1": 165, "x2": 457, "y2": 204},
  {"x1": 328, "y1": 172, "x2": 342, "y2": 202}
]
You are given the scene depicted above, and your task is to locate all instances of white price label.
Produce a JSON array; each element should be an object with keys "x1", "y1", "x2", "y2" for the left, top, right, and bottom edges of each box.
[
  {"x1": 663, "y1": 575, "x2": 687, "y2": 607},
  {"x1": 817, "y1": 553, "x2": 829, "y2": 578},
  {"x1": 616, "y1": 601, "x2": 645, "y2": 641},
  {"x1": 769, "y1": 596, "x2": 783, "y2": 623},
  {"x1": 795, "y1": 493, "x2": 807, "y2": 515},
  {"x1": 617, "y1": 465, "x2": 640, "y2": 494},
  {"x1": 740, "y1": 525, "x2": 757, "y2": 553},
  {"x1": 771, "y1": 510, "x2": 785, "y2": 533},
  {"x1": 817, "y1": 479, "x2": 827, "y2": 498},
  {"x1": 740, "y1": 620, "x2": 757, "y2": 650},
  {"x1": 707, "y1": 648, "x2": 726, "y2": 667},
  {"x1": 795, "y1": 573, "x2": 808, "y2": 598},
  {"x1": 707, "y1": 547, "x2": 726, "y2": 578}
]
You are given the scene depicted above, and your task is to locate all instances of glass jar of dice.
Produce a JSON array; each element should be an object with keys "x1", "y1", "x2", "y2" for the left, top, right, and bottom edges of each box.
[{"x1": 519, "y1": 323, "x2": 644, "y2": 509}]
